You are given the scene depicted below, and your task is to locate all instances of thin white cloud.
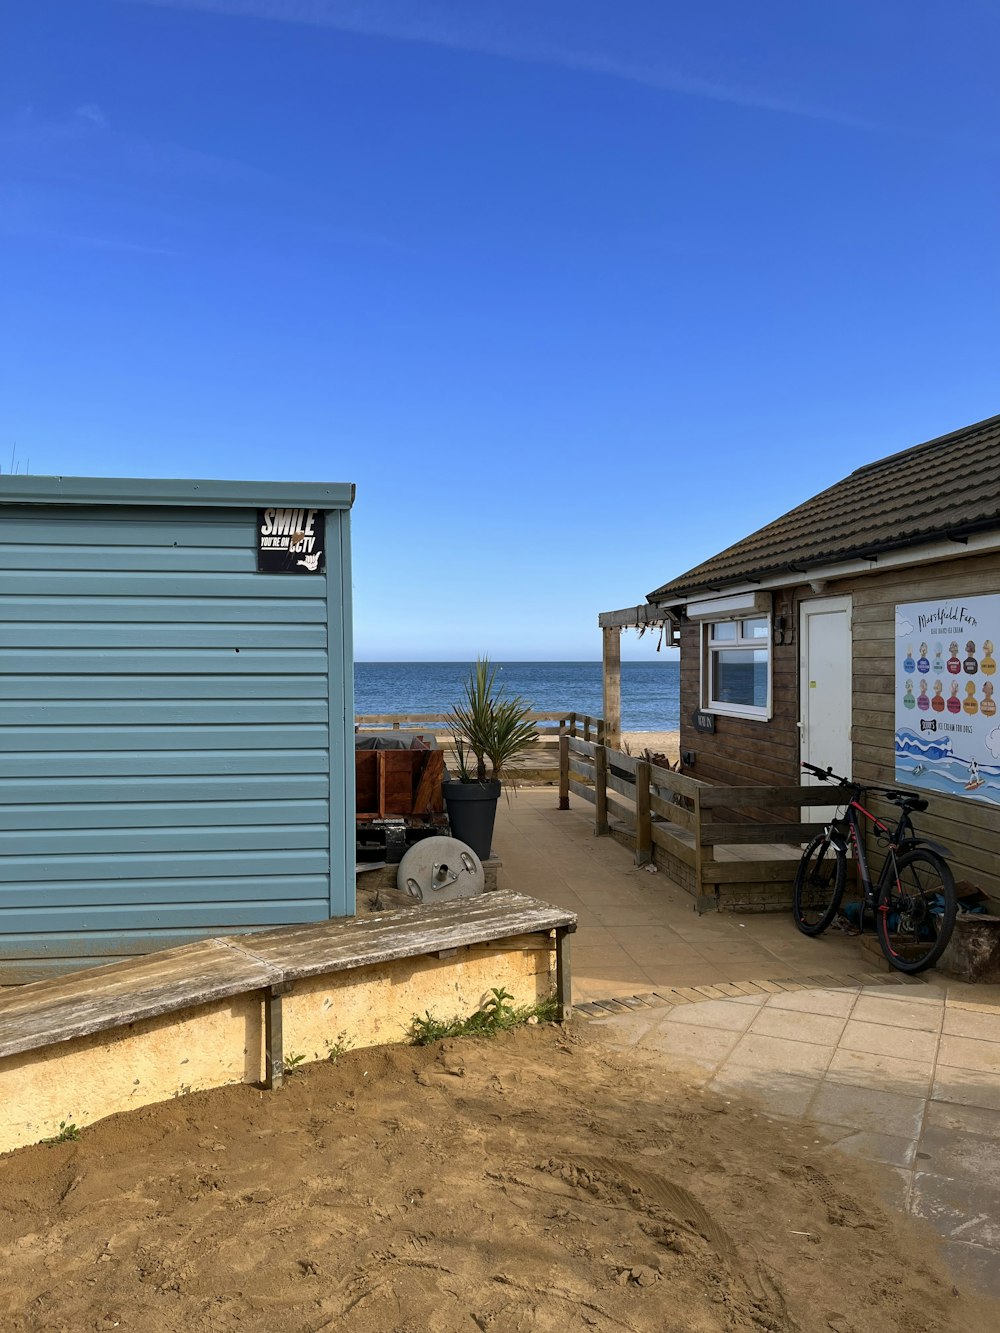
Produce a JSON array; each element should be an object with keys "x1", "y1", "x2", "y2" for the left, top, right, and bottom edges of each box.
[
  {"x1": 1, "y1": 106, "x2": 273, "y2": 187},
  {"x1": 75, "y1": 103, "x2": 109, "y2": 129},
  {"x1": 61, "y1": 231, "x2": 181, "y2": 257},
  {"x1": 895, "y1": 612, "x2": 914, "y2": 637},
  {"x1": 118, "y1": 0, "x2": 881, "y2": 132}
]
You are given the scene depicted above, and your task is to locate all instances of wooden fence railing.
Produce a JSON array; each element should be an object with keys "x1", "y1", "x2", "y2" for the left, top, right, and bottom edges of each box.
[
  {"x1": 561, "y1": 735, "x2": 845, "y2": 908},
  {"x1": 356, "y1": 711, "x2": 606, "y2": 747}
]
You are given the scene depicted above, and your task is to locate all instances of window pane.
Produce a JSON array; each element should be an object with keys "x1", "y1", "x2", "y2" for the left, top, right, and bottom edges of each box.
[
  {"x1": 710, "y1": 621, "x2": 738, "y2": 642},
  {"x1": 743, "y1": 618, "x2": 769, "y2": 639},
  {"x1": 711, "y1": 648, "x2": 768, "y2": 708}
]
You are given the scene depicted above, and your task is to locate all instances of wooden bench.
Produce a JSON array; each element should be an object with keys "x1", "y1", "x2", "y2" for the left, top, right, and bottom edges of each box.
[{"x1": 0, "y1": 890, "x2": 576, "y2": 1092}]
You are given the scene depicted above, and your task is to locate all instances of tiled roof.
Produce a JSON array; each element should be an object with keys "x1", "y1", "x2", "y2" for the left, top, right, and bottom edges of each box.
[{"x1": 649, "y1": 413, "x2": 1000, "y2": 604}]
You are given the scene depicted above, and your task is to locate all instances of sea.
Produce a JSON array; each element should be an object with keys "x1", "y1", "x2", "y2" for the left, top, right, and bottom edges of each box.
[{"x1": 355, "y1": 661, "x2": 681, "y2": 732}]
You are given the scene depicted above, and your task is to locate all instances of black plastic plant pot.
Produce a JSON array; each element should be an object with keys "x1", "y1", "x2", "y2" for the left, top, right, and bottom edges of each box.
[{"x1": 442, "y1": 780, "x2": 501, "y2": 861}]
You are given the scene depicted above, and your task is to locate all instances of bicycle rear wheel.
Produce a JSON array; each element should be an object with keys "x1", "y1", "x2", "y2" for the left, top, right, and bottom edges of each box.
[
  {"x1": 792, "y1": 834, "x2": 846, "y2": 936},
  {"x1": 876, "y1": 849, "x2": 957, "y2": 974}
]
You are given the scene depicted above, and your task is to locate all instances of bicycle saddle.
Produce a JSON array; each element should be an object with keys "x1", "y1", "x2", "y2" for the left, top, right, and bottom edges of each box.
[{"x1": 882, "y1": 791, "x2": 928, "y2": 812}]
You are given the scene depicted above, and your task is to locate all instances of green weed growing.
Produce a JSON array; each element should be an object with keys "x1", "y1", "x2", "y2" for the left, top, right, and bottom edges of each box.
[
  {"x1": 43, "y1": 1120, "x2": 80, "y2": 1144},
  {"x1": 410, "y1": 987, "x2": 559, "y2": 1045},
  {"x1": 324, "y1": 1030, "x2": 353, "y2": 1063}
]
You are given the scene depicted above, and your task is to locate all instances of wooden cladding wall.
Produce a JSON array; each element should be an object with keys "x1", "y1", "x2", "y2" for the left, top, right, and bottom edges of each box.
[
  {"x1": 678, "y1": 594, "x2": 801, "y2": 810},
  {"x1": 832, "y1": 550, "x2": 1000, "y2": 905},
  {"x1": 0, "y1": 500, "x2": 355, "y2": 981}
]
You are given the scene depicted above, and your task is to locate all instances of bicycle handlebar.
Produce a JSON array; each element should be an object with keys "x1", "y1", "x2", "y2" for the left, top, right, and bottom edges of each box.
[
  {"x1": 800, "y1": 763, "x2": 922, "y2": 810},
  {"x1": 800, "y1": 761, "x2": 852, "y2": 786}
]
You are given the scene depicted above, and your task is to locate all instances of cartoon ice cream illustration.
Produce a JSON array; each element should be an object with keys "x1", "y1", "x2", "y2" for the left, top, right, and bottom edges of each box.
[
  {"x1": 931, "y1": 679, "x2": 945, "y2": 712},
  {"x1": 903, "y1": 681, "x2": 915, "y2": 709},
  {"x1": 932, "y1": 643, "x2": 945, "y2": 673},
  {"x1": 981, "y1": 640, "x2": 996, "y2": 676},
  {"x1": 946, "y1": 681, "x2": 961, "y2": 713},
  {"x1": 964, "y1": 640, "x2": 979, "y2": 675},
  {"x1": 982, "y1": 680, "x2": 996, "y2": 718},
  {"x1": 963, "y1": 681, "x2": 979, "y2": 715},
  {"x1": 947, "y1": 641, "x2": 962, "y2": 674},
  {"x1": 903, "y1": 645, "x2": 916, "y2": 673}
]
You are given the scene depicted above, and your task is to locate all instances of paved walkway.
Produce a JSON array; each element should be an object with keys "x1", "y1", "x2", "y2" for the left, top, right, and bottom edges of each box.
[
  {"x1": 494, "y1": 789, "x2": 1000, "y2": 1301},
  {"x1": 495, "y1": 788, "x2": 878, "y2": 1001}
]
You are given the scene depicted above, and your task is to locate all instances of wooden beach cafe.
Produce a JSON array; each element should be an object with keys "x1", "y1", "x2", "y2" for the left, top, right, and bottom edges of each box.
[{"x1": 593, "y1": 413, "x2": 1000, "y2": 917}]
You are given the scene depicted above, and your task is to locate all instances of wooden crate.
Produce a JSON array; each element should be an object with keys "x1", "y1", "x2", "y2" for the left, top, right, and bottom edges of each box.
[{"x1": 355, "y1": 749, "x2": 445, "y2": 820}]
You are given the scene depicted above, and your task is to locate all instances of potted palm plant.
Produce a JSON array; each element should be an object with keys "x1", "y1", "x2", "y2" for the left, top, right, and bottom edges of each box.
[{"x1": 444, "y1": 658, "x2": 539, "y2": 860}]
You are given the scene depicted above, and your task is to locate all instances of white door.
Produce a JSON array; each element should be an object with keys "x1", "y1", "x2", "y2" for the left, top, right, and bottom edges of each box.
[{"x1": 800, "y1": 596, "x2": 852, "y2": 821}]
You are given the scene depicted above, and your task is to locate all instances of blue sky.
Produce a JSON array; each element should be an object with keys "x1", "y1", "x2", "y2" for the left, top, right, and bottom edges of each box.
[{"x1": 2, "y1": 1, "x2": 998, "y2": 660}]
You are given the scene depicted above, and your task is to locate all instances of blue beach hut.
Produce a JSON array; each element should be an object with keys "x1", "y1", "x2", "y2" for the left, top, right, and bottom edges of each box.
[{"x1": 0, "y1": 476, "x2": 356, "y2": 982}]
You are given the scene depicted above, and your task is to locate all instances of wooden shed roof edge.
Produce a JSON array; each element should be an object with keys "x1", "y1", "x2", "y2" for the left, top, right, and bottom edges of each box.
[{"x1": 0, "y1": 475, "x2": 356, "y2": 509}]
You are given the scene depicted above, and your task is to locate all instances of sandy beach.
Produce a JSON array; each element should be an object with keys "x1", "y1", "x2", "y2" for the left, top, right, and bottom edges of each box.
[{"x1": 622, "y1": 730, "x2": 680, "y2": 765}]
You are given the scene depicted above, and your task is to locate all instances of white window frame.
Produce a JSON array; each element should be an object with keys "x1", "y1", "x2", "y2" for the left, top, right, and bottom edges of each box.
[{"x1": 701, "y1": 617, "x2": 773, "y2": 720}]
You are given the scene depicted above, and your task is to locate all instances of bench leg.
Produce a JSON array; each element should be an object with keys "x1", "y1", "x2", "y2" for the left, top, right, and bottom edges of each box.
[
  {"x1": 264, "y1": 984, "x2": 287, "y2": 1090},
  {"x1": 555, "y1": 927, "x2": 573, "y2": 1023}
]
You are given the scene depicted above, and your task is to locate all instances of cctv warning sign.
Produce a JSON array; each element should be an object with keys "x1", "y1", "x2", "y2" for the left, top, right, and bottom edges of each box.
[{"x1": 256, "y1": 508, "x2": 326, "y2": 574}]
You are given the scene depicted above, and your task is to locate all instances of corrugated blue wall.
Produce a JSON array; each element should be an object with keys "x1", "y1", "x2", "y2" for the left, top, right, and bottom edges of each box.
[{"x1": 0, "y1": 497, "x2": 354, "y2": 982}]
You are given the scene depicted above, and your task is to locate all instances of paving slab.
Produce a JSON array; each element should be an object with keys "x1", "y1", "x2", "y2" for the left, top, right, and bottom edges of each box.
[
  {"x1": 748, "y1": 1006, "x2": 848, "y2": 1046},
  {"x1": 839, "y1": 1017, "x2": 934, "y2": 1062},
  {"x1": 727, "y1": 1031, "x2": 834, "y2": 1077},
  {"x1": 918, "y1": 1120, "x2": 1000, "y2": 1190},
  {"x1": 826, "y1": 1047, "x2": 935, "y2": 1095},
  {"x1": 661, "y1": 999, "x2": 757, "y2": 1033},
  {"x1": 852, "y1": 995, "x2": 943, "y2": 1032},
  {"x1": 938, "y1": 1033, "x2": 1000, "y2": 1075},
  {"x1": 709, "y1": 1068, "x2": 818, "y2": 1119},
  {"x1": 910, "y1": 1172, "x2": 1000, "y2": 1250},
  {"x1": 809, "y1": 1081, "x2": 927, "y2": 1139},
  {"x1": 766, "y1": 987, "x2": 859, "y2": 1017},
  {"x1": 637, "y1": 1019, "x2": 742, "y2": 1070},
  {"x1": 923, "y1": 1099, "x2": 1000, "y2": 1138},
  {"x1": 943, "y1": 1007, "x2": 1000, "y2": 1041},
  {"x1": 931, "y1": 1066, "x2": 1000, "y2": 1113}
]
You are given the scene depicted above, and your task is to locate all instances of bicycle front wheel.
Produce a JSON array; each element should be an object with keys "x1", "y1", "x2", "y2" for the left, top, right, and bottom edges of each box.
[
  {"x1": 792, "y1": 834, "x2": 846, "y2": 936},
  {"x1": 876, "y1": 849, "x2": 957, "y2": 974}
]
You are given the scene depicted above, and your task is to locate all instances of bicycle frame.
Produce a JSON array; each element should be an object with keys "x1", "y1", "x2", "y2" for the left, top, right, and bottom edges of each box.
[
  {"x1": 827, "y1": 793, "x2": 902, "y2": 907},
  {"x1": 824, "y1": 784, "x2": 949, "y2": 919}
]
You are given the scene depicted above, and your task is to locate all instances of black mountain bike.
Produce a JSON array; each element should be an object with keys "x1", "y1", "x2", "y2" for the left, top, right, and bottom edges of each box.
[{"x1": 792, "y1": 762, "x2": 957, "y2": 974}]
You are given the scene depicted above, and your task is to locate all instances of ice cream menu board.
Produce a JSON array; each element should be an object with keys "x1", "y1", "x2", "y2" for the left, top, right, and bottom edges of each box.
[{"x1": 895, "y1": 596, "x2": 999, "y2": 806}]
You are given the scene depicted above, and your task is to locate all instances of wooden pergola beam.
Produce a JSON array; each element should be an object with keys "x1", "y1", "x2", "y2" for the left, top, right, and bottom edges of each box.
[{"x1": 598, "y1": 603, "x2": 669, "y2": 629}]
